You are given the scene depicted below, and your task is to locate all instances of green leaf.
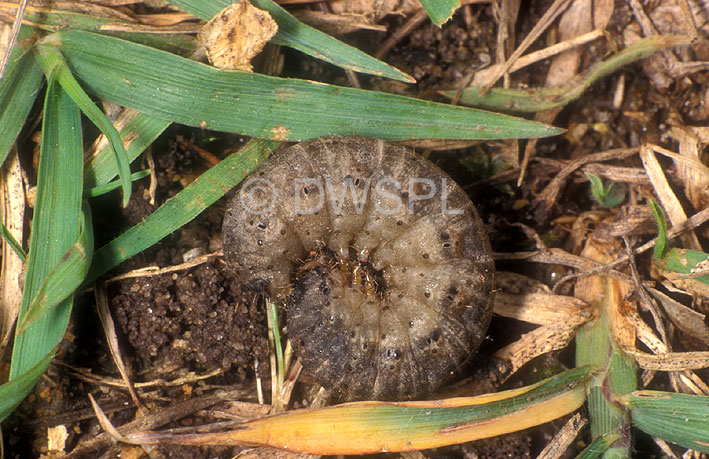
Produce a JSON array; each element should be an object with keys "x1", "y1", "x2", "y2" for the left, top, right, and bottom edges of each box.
[
  {"x1": 266, "y1": 298, "x2": 285, "y2": 387},
  {"x1": 0, "y1": 351, "x2": 56, "y2": 421},
  {"x1": 19, "y1": 8, "x2": 197, "y2": 56},
  {"x1": 0, "y1": 26, "x2": 43, "y2": 166},
  {"x1": 4, "y1": 71, "x2": 84, "y2": 422},
  {"x1": 421, "y1": 0, "x2": 459, "y2": 26},
  {"x1": 84, "y1": 170, "x2": 150, "y2": 198},
  {"x1": 166, "y1": 0, "x2": 414, "y2": 83},
  {"x1": 16, "y1": 204, "x2": 93, "y2": 335},
  {"x1": 649, "y1": 199, "x2": 668, "y2": 260},
  {"x1": 576, "y1": 433, "x2": 622, "y2": 459},
  {"x1": 585, "y1": 172, "x2": 626, "y2": 207},
  {"x1": 622, "y1": 390, "x2": 709, "y2": 453},
  {"x1": 84, "y1": 113, "x2": 171, "y2": 189},
  {"x1": 35, "y1": 43, "x2": 132, "y2": 207},
  {"x1": 53, "y1": 30, "x2": 561, "y2": 141},
  {"x1": 118, "y1": 367, "x2": 593, "y2": 454},
  {"x1": 85, "y1": 139, "x2": 279, "y2": 284},
  {"x1": 0, "y1": 220, "x2": 26, "y2": 262},
  {"x1": 655, "y1": 248, "x2": 709, "y2": 285}
]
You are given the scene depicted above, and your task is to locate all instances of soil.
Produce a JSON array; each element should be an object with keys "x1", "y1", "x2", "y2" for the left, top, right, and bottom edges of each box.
[{"x1": 3, "y1": 1, "x2": 709, "y2": 458}]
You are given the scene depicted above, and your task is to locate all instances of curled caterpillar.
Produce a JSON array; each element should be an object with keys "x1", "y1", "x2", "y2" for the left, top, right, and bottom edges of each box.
[{"x1": 222, "y1": 136, "x2": 494, "y2": 400}]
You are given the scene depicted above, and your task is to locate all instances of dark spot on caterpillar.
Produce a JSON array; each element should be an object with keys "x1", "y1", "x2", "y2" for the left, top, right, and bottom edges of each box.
[{"x1": 222, "y1": 136, "x2": 494, "y2": 401}]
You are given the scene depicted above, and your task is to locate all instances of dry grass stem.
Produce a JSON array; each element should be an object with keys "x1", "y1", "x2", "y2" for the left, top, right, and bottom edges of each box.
[
  {"x1": 640, "y1": 144, "x2": 702, "y2": 250},
  {"x1": 480, "y1": 0, "x2": 573, "y2": 93},
  {"x1": 105, "y1": 250, "x2": 222, "y2": 283},
  {"x1": 95, "y1": 282, "x2": 145, "y2": 413},
  {"x1": 536, "y1": 412, "x2": 586, "y2": 459},
  {"x1": 0, "y1": 149, "x2": 24, "y2": 351}
]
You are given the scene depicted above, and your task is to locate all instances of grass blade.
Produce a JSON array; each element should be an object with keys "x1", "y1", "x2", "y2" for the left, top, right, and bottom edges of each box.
[
  {"x1": 120, "y1": 367, "x2": 591, "y2": 454},
  {"x1": 18, "y1": 7, "x2": 197, "y2": 56},
  {"x1": 35, "y1": 42, "x2": 132, "y2": 206},
  {"x1": 0, "y1": 25, "x2": 43, "y2": 166},
  {"x1": 441, "y1": 35, "x2": 693, "y2": 112},
  {"x1": 84, "y1": 170, "x2": 150, "y2": 198},
  {"x1": 54, "y1": 30, "x2": 561, "y2": 141},
  {"x1": 0, "y1": 351, "x2": 55, "y2": 421},
  {"x1": 85, "y1": 139, "x2": 279, "y2": 284},
  {"x1": 621, "y1": 391, "x2": 709, "y2": 453},
  {"x1": 0, "y1": 220, "x2": 26, "y2": 262},
  {"x1": 421, "y1": 0, "x2": 459, "y2": 26},
  {"x1": 84, "y1": 112, "x2": 171, "y2": 188},
  {"x1": 649, "y1": 199, "x2": 668, "y2": 259},
  {"x1": 576, "y1": 433, "x2": 622, "y2": 459},
  {"x1": 4, "y1": 71, "x2": 84, "y2": 422},
  {"x1": 16, "y1": 204, "x2": 93, "y2": 335},
  {"x1": 655, "y1": 248, "x2": 709, "y2": 283},
  {"x1": 166, "y1": 0, "x2": 414, "y2": 83}
]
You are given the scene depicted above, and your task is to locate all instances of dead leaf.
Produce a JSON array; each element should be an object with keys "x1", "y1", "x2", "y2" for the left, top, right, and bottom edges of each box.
[
  {"x1": 0, "y1": 149, "x2": 24, "y2": 353},
  {"x1": 649, "y1": 287, "x2": 709, "y2": 347},
  {"x1": 329, "y1": 0, "x2": 419, "y2": 22},
  {"x1": 197, "y1": 0, "x2": 278, "y2": 72}
]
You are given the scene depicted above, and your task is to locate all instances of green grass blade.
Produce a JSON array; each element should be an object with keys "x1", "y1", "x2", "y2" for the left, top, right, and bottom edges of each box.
[
  {"x1": 585, "y1": 172, "x2": 625, "y2": 208},
  {"x1": 576, "y1": 433, "x2": 622, "y2": 459},
  {"x1": 166, "y1": 0, "x2": 414, "y2": 83},
  {"x1": 0, "y1": 26, "x2": 43, "y2": 166},
  {"x1": 621, "y1": 391, "x2": 709, "y2": 453},
  {"x1": 421, "y1": 0, "x2": 459, "y2": 26},
  {"x1": 84, "y1": 113, "x2": 171, "y2": 188},
  {"x1": 53, "y1": 30, "x2": 561, "y2": 141},
  {"x1": 5, "y1": 72, "x2": 84, "y2": 421},
  {"x1": 20, "y1": 8, "x2": 197, "y2": 56},
  {"x1": 85, "y1": 139, "x2": 279, "y2": 284},
  {"x1": 124, "y1": 366, "x2": 592, "y2": 454},
  {"x1": 0, "y1": 351, "x2": 55, "y2": 421},
  {"x1": 266, "y1": 299, "x2": 285, "y2": 387},
  {"x1": 85, "y1": 170, "x2": 150, "y2": 197},
  {"x1": 16, "y1": 204, "x2": 93, "y2": 335},
  {"x1": 649, "y1": 199, "x2": 668, "y2": 259},
  {"x1": 35, "y1": 43, "x2": 132, "y2": 206},
  {"x1": 0, "y1": 220, "x2": 26, "y2": 262},
  {"x1": 441, "y1": 35, "x2": 693, "y2": 112},
  {"x1": 655, "y1": 248, "x2": 709, "y2": 285}
]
